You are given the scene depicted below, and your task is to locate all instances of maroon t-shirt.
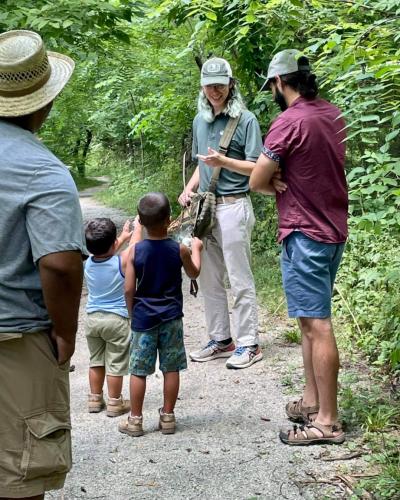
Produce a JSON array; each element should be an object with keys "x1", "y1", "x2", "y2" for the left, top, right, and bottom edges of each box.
[{"x1": 263, "y1": 97, "x2": 348, "y2": 244}]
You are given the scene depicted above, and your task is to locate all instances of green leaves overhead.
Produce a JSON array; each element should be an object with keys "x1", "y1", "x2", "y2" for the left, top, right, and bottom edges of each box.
[{"x1": 0, "y1": 0, "x2": 145, "y2": 52}]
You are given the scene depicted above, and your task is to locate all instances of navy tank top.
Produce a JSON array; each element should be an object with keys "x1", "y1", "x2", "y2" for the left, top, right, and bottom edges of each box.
[{"x1": 132, "y1": 239, "x2": 183, "y2": 331}]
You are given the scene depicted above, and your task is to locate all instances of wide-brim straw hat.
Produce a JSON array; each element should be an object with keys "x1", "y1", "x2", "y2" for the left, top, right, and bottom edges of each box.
[{"x1": 0, "y1": 30, "x2": 74, "y2": 117}]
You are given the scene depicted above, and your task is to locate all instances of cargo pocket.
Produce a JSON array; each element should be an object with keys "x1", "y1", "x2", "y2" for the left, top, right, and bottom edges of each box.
[{"x1": 21, "y1": 411, "x2": 72, "y2": 481}]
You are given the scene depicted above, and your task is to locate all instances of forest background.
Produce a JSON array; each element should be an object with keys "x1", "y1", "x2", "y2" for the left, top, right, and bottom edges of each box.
[{"x1": 1, "y1": 1, "x2": 399, "y2": 496}]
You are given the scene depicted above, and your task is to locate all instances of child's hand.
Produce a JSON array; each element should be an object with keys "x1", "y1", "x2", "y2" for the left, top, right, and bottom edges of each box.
[
  {"x1": 132, "y1": 215, "x2": 142, "y2": 228},
  {"x1": 191, "y1": 237, "x2": 203, "y2": 252},
  {"x1": 121, "y1": 220, "x2": 133, "y2": 240}
]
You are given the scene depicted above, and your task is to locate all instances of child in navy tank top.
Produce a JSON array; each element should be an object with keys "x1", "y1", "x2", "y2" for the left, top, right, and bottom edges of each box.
[
  {"x1": 118, "y1": 192, "x2": 203, "y2": 437},
  {"x1": 84, "y1": 217, "x2": 142, "y2": 417}
]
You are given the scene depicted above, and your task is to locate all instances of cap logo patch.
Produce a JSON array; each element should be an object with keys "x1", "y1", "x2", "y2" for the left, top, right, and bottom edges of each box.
[{"x1": 207, "y1": 63, "x2": 222, "y2": 73}]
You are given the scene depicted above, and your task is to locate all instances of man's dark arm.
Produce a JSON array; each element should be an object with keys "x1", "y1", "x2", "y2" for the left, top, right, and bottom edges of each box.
[{"x1": 39, "y1": 251, "x2": 83, "y2": 364}]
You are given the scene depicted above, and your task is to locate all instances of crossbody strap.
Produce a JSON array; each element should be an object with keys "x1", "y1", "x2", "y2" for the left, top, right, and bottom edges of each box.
[{"x1": 208, "y1": 113, "x2": 241, "y2": 193}]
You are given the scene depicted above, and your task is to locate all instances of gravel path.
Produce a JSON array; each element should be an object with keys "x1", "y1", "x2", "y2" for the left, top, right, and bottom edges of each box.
[{"x1": 56, "y1": 183, "x2": 363, "y2": 499}]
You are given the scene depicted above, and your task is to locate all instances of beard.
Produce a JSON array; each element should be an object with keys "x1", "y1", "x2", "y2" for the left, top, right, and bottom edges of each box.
[{"x1": 274, "y1": 88, "x2": 288, "y2": 111}]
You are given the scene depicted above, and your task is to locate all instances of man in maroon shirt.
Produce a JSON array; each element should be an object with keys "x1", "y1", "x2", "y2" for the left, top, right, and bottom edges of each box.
[{"x1": 250, "y1": 49, "x2": 348, "y2": 445}]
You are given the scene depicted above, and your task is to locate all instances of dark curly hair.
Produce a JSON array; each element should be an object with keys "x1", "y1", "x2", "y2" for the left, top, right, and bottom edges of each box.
[
  {"x1": 85, "y1": 218, "x2": 116, "y2": 255},
  {"x1": 270, "y1": 56, "x2": 319, "y2": 99}
]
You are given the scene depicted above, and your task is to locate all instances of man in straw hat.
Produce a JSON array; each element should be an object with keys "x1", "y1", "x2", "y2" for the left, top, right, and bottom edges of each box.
[{"x1": 0, "y1": 30, "x2": 86, "y2": 498}]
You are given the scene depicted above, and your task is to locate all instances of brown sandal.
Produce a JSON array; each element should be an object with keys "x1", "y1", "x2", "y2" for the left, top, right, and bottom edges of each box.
[
  {"x1": 285, "y1": 397, "x2": 319, "y2": 423},
  {"x1": 279, "y1": 421, "x2": 345, "y2": 446}
]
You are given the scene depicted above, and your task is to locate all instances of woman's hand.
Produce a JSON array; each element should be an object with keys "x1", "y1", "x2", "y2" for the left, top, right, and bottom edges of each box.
[{"x1": 196, "y1": 147, "x2": 225, "y2": 168}]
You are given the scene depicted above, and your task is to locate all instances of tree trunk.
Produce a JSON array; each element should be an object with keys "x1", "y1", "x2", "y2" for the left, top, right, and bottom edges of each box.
[{"x1": 77, "y1": 129, "x2": 93, "y2": 177}]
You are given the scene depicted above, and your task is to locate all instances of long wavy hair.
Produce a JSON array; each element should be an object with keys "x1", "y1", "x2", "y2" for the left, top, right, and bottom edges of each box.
[{"x1": 197, "y1": 80, "x2": 246, "y2": 123}]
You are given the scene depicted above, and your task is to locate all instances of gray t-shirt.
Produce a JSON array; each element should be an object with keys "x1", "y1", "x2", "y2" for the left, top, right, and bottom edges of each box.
[
  {"x1": 192, "y1": 109, "x2": 262, "y2": 195},
  {"x1": 0, "y1": 120, "x2": 86, "y2": 334}
]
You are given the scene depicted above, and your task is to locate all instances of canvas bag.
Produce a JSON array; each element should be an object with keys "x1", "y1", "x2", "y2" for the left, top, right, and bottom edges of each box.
[{"x1": 169, "y1": 113, "x2": 241, "y2": 242}]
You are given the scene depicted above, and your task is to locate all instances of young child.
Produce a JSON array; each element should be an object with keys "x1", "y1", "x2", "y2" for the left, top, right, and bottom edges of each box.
[
  {"x1": 84, "y1": 217, "x2": 142, "y2": 416},
  {"x1": 118, "y1": 192, "x2": 202, "y2": 437}
]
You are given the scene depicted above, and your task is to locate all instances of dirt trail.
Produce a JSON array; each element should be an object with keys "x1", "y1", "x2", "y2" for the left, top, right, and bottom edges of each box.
[{"x1": 55, "y1": 182, "x2": 364, "y2": 499}]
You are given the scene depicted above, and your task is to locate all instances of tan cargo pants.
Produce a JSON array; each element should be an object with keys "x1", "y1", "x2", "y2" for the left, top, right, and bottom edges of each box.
[{"x1": 0, "y1": 331, "x2": 72, "y2": 498}]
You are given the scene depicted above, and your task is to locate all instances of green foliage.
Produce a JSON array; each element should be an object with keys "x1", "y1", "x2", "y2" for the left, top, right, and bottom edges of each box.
[
  {"x1": 0, "y1": 0, "x2": 144, "y2": 51},
  {"x1": 360, "y1": 437, "x2": 400, "y2": 499},
  {"x1": 339, "y1": 373, "x2": 400, "y2": 498},
  {"x1": 252, "y1": 251, "x2": 284, "y2": 315},
  {"x1": 71, "y1": 174, "x2": 104, "y2": 192},
  {"x1": 334, "y1": 229, "x2": 400, "y2": 371},
  {"x1": 95, "y1": 151, "x2": 184, "y2": 216},
  {"x1": 251, "y1": 195, "x2": 279, "y2": 255},
  {"x1": 283, "y1": 329, "x2": 301, "y2": 345}
]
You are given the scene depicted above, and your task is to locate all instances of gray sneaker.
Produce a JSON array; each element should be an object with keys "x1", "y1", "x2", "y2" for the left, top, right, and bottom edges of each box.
[
  {"x1": 226, "y1": 346, "x2": 263, "y2": 369},
  {"x1": 189, "y1": 340, "x2": 235, "y2": 362}
]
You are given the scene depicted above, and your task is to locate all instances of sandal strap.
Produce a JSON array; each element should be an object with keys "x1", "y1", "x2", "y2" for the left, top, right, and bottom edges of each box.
[
  {"x1": 288, "y1": 421, "x2": 343, "y2": 441},
  {"x1": 310, "y1": 421, "x2": 343, "y2": 435},
  {"x1": 288, "y1": 398, "x2": 319, "y2": 416},
  {"x1": 293, "y1": 423, "x2": 319, "y2": 440}
]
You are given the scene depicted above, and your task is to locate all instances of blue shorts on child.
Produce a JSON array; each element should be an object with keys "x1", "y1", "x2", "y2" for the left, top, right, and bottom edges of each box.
[{"x1": 129, "y1": 318, "x2": 187, "y2": 376}]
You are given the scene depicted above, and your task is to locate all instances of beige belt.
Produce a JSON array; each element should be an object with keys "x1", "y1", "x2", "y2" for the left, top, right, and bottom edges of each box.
[{"x1": 216, "y1": 193, "x2": 248, "y2": 204}]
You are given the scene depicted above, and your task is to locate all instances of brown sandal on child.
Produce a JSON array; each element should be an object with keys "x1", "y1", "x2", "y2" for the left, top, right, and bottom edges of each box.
[
  {"x1": 279, "y1": 421, "x2": 345, "y2": 446},
  {"x1": 285, "y1": 397, "x2": 319, "y2": 423}
]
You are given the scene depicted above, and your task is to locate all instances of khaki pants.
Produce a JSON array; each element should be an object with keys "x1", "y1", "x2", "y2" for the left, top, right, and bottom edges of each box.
[
  {"x1": 0, "y1": 332, "x2": 71, "y2": 498},
  {"x1": 199, "y1": 197, "x2": 259, "y2": 346},
  {"x1": 85, "y1": 312, "x2": 130, "y2": 376}
]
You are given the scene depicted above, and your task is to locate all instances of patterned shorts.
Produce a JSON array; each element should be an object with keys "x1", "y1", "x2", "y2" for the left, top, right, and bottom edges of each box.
[{"x1": 129, "y1": 318, "x2": 187, "y2": 376}]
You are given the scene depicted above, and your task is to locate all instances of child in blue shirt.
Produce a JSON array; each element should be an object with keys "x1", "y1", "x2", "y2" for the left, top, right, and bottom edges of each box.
[
  {"x1": 84, "y1": 218, "x2": 142, "y2": 416},
  {"x1": 118, "y1": 192, "x2": 202, "y2": 437}
]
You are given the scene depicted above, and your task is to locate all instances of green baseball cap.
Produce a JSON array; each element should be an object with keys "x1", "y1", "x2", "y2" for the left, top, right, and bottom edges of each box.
[
  {"x1": 267, "y1": 49, "x2": 311, "y2": 80},
  {"x1": 201, "y1": 57, "x2": 232, "y2": 86}
]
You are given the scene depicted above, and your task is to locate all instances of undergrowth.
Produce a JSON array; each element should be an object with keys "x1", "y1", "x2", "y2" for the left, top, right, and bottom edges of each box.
[
  {"x1": 339, "y1": 371, "x2": 400, "y2": 498},
  {"x1": 71, "y1": 173, "x2": 104, "y2": 192}
]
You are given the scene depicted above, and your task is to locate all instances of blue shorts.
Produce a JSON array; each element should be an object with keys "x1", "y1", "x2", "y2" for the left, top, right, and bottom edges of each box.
[
  {"x1": 129, "y1": 318, "x2": 187, "y2": 376},
  {"x1": 281, "y1": 232, "x2": 345, "y2": 318}
]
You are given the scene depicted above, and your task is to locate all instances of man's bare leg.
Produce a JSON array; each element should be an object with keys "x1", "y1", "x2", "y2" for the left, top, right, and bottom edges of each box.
[
  {"x1": 298, "y1": 319, "x2": 319, "y2": 411},
  {"x1": 299, "y1": 317, "x2": 339, "y2": 426}
]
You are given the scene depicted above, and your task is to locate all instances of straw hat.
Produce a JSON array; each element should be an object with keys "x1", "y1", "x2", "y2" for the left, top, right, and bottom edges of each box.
[{"x1": 0, "y1": 30, "x2": 74, "y2": 117}]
